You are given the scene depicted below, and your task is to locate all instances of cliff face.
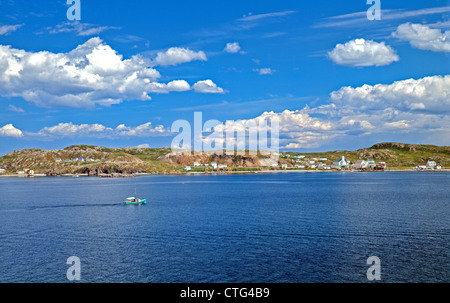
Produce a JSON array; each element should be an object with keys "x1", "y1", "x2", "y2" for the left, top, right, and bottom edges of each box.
[{"x1": 158, "y1": 153, "x2": 266, "y2": 167}]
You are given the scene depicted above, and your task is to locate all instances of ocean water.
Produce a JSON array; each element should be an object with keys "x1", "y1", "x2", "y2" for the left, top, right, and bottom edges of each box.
[{"x1": 0, "y1": 172, "x2": 448, "y2": 283}]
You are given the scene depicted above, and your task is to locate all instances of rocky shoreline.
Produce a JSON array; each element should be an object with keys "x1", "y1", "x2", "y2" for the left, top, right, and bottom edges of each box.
[{"x1": 1, "y1": 168, "x2": 448, "y2": 178}]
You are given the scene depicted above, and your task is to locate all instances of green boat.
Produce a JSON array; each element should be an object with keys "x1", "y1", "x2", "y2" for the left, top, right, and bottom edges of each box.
[{"x1": 123, "y1": 197, "x2": 147, "y2": 205}]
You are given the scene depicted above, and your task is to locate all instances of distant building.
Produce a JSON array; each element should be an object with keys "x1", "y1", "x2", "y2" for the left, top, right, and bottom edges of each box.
[
  {"x1": 270, "y1": 163, "x2": 279, "y2": 168},
  {"x1": 377, "y1": 162, "x2": 386, "y2": 169},
  {"x1": 417, "y1": 164, "x2": 427, "y2": 170},
  {"x1": 353, "y1": 160, "x2": 368, "y2": 169},
  {"x1": 333, "y1": 156, "x2": 349, "y2": 168},
  {"x1": 297, "y1": 165, "x2": 305, "y2": 169},
  {"x1": 366, "y1": 159, "x2": 376, "y2": 168},
  {"x1": 211, "y1": 161, "x2": 218, "y2": 169},
  {"x1": 218, "y1": 164, "x2": 228, "y2": 169},
  {"x1": 281, "y1": 164, "x2": 288, "y2": 169},
  {"x1": 55, "y1": 158, "x2": 62, "y2": 162},
  {"x1": 319, "y1": 157, "x2": 328, "y2": 161},
  {"x1": 0, "y1": 168, "x2": 6, "y2": 173},
  {"x1": 184, "y1": 166, "x2": 191, "y2": 171},
  {"x1": 193, "y1": 162, "x2": 201, "y2": 167},
  {"x1": 426, "y1": 161, "x2": 437, "y2": 169}
]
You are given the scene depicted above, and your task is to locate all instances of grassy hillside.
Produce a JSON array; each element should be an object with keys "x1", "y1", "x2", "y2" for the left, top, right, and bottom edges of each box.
[
  {"x1": 0, "y1": 145, "x2": 179, "y2": 175},
  {"x1": 0, "y1": 142, "x2": 448, "y2": 174},
  {"x1": 282, "y1": 142, "x2": 450, "y2": 168}
]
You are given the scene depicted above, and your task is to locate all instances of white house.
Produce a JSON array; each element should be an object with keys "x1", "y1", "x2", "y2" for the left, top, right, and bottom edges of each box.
[
  {"x1": 333, "y1": 156, "x2": 349, "y2": 168},
  {"x1": 426, "y1": 161, "x2": 436, "y2": 169},
  {"x1": 297, "y1": 165, "x2": 305, "y2": 169},
  {"x1": 366, "y1": 159, "x2": 376, "y2": 168},
  {"x1": 353, "y1": 160, "x2": 368, "y2": 169},
  {"x1": 218, "y1": 164, "x2": 228, "y2": 169},
  {"x1": 281, "y1": 164, "x2": 288, "y2": 169},
  {"x1": 417, "y1": 164, "x2": 427, "y2": 170},
  {"x1": 0, "y1": 168, "x2": 6, "y2": 173},
  {"x1": 211, "y1": 161, "x2": 218, "y2": 169},
  {"x1": 270, "y1": 163, "x2": 279, "y2": 168},
  {"x1": 193, "y1": 162, "x2": 201, "y2": 167},
  {"x1": 184, "y1": 166, "x2": 191, "y2": 171}
]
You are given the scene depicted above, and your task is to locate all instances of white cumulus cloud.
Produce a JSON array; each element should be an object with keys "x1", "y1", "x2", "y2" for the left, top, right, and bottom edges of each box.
[
  {"x1": 0, "y1": 124, "x2": 24, "y2": 138},
  {"x1": 329, "y1": 75, "x2": 450, "y2": 114},
  {"x1": 224, "y1": 42, "x2": 241, "y2": 53},
  {"x1": 328, "y1": 38, "x2": 399, "y2": 67},
  {"x1": 392, "y1": 23, "x2": 450, "y2": 52},
  {"x1": 35, "y1": 122, "x2": 169, "y2": 138},
  {"x1": 192, "y1": 80, "x2": 225, "y2": 94},
  {"x1": 204, "y1": 75, "x2": 450, "y2": 149},
  {"x1": 153, "y1": 47, "x2": 207, "y2": 66},
  {"x1": 0, "y1": 38, "x2": 222, "y2": 109}
]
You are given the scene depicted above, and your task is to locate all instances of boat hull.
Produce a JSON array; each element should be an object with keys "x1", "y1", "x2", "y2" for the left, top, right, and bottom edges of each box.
[{"x1": 123, "y1": 199, "x2": 147, "y2": 205}]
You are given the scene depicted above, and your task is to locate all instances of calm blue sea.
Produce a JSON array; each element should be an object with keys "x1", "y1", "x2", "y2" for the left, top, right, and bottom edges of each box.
[{"x1": 0, "y1": 172, "x2": 448, "y2": 283}]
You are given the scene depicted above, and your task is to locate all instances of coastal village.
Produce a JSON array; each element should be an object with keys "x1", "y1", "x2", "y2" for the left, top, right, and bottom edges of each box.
[
  {"x1": 182, "y1": 154, "x2": 443, "y2": 172},
  {"x1": 0, "y1": 143, "x2": 446, "y2": 177}
]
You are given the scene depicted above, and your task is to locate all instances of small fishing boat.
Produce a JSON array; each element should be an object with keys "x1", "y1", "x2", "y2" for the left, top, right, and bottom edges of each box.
[{"x1": 123, "y1": 197, "x2": 147, "y2": 205}]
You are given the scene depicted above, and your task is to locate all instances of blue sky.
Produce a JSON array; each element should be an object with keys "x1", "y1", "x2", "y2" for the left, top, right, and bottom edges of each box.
[{"x1": 0, "y1": 0, "x2": 449, "y2": 155}]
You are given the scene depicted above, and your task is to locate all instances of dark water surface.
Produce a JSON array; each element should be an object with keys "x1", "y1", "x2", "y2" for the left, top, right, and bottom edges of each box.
[{"x1": 0, "y1": 172, "x2": 448, "y2": 282}]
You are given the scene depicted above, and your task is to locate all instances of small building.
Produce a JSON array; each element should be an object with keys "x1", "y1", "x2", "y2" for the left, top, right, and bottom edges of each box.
[
  {"x1": 281, "y1": 164, "x2": 288, "y2": 169},
  {"x1": 366, "y1": 159, "x2": 376, "y2": 168},
  {"x1": 211, "y1": 161, "x2": 218, "y2": 169},
  {"x1": 297, "y1": 165, "x2": 305, "y2": 169},
  {"x1": 184, "y1": 166, "x2": 192, "y2": 171},
  {"x1": 417, "y1": 164, "x2": 427, "y2": 170},
  {"x1": 377, "y1": 162, "x2": 386, "y2": 170},
  {"x1": 218, "y1": 164, "x2": 228, "y2": 169},
  {"x1": 0, "y1": 168, "x2": 6, "y2": 173},
  {"x1": 426, "y1": 161, "x2": 437, "y2": 169},
  {"x1": 55, "y1": 158, "x2": 62, "y2": 162},
  {"x1": 333, "y1": 156, "x2": 349, "y2": 168},
  {"x1": 270, "y1": 163, "x2": 279, "y2": 168},
  {"x1": 319, "y1": 157, "x2": 328, "y2": 161},
  {"x1": 353, "y1": 160, "x2": 368, "y2": 169},
  {"x1": 78, "y1": 157, "x2": 84, "y2": 162},
  {"x1": 193, "y1": 162, "x2": 201, "y2": 167}
]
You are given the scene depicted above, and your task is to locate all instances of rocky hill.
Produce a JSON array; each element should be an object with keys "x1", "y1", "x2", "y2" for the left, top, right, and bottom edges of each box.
[{"x1": 0, "y1": 143, "x2": 448, "y2": 175}]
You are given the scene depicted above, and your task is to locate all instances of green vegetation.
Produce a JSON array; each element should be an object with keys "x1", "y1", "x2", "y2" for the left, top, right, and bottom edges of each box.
[{"x1": 0, "y1": 142, "x2": 448, "y2": 175}]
